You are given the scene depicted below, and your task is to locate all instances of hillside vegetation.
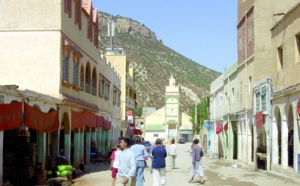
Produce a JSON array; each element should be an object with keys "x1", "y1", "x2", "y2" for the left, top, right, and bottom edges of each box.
[{"x1": 98, "y1": 12, "x2": 221, "y2": 112}]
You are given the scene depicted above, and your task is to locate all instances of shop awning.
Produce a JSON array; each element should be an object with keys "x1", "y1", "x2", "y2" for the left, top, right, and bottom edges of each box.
[
  {"x1": 256, "y1": 111, "x2": 264, "y2": 128},
  {"x1": 134, "y1": 128, "x2": 143, "y2": 135},
  {"x1": 0, "y1": 102, "x2": 22, "y2": 131},
  {"x1": 103, "y1": 120, "x2": 112, "y2": 131},
  {"x1": 24, "y1": 103, "x2": 59, "y2": 133},
  {"x1": 97, "y1": 115, "x2": 105, "y2": 128},
  {"x1": 71, "y1": 110, "x2": 97, "y2": 128}
]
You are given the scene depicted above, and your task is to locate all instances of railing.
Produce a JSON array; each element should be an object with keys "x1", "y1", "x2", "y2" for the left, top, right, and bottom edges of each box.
[
  {"x1": 80, "y1": 81, "x2": 84, "y2": 90},
  {"x1": 92, "y1": 86, "x2": 96, "y2": 96},
  {"x1": 85, "y1": 83, "x2": 90, "y2": 93}
]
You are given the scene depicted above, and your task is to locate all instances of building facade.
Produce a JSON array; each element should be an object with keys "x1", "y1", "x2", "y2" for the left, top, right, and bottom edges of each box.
[
  {"x1": 271, "y1": 2, "x2": 300, "y2": 176},
  {"x1": 105, "y1": 48, "x2": 137, "y2": 138},
  {"x1": 0, "y1": 1, "x2": 121, "y2": 183}
]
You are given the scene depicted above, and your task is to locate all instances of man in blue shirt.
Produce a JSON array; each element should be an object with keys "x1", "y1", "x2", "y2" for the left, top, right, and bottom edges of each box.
[
  {"x1": 116, "y1": 137, "x2": 136, "y2": 186},
  {"x1": 152, "y1": 138, "x2": 167, "y2": 186},
  {"x1": 130, "y1": 136, "x2": 148, "y2": 186}
]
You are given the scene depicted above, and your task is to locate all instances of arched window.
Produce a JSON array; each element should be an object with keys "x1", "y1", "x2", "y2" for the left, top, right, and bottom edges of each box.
[
  {"x1": 80, "y1": 65, "x2": 84, "y2": 90},
  {"x1": 85, "y1": 63, "x2": 91, "y2": 93},
  {"x1": 92, "y1": 67, "x2": 97, "y2": 96}
]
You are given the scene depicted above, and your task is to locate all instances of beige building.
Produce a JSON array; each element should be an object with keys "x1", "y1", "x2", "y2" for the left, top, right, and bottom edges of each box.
[
  {"x1": 271, "y1": 2, "x2": 300, "y2": 176},
  {"x1": 144, "y1": 76, "x2": 193, "y2": 143},
  {"x1": 236, "y1": 0, "x2": 299, "y2": 171},
  {"x1": 105, "y1": 48, "x2": 137, "y2": 138},
  {"x1": 0, "y1": 0, "x2": 121, "y2": 176}
]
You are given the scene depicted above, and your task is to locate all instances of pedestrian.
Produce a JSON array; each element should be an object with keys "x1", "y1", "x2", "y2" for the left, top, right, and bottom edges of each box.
[
  {"x1": 152, "y1": 138, "x2": 167, "y2": 186},
  {"x1": 149, "y1": 142, "x2": 156, "y2": 174},
  {"x1": 130, "y1": 136, "x2": 148, "y2": 186},
  {"x1": 116, "y1": 137, "x2": 136, "y2": 186},
  {"x1": 168, "y1": 138, "x2": 176, "y2": 169},
  {"x1": 110, "y1": 143, "x2": 121, "y2": 186},
  {"x1": 188, "y1": 139, "x2": 205, "y2": 184}
]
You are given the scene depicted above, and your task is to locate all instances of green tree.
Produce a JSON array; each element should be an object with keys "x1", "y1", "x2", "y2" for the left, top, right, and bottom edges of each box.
[
  {"x1": 135, "y1": 106, "x2": 143, "y2": 117},
  {"x1": 189, "y1": 96, "x2": 210, "y2": 134}
]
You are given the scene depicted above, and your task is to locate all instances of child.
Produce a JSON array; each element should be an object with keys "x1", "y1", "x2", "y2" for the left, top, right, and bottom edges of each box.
[{"x1": 110, "y1": 144, "x2": 121, "y2": 186}]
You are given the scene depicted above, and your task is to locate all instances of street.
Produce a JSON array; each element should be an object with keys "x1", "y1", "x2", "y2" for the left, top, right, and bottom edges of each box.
[{"x1": 73, "y1": 142, "x2": 299, "y2": 186}]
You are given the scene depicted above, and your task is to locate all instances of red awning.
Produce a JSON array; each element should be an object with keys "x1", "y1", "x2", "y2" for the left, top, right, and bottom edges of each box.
[
  {"x1": 96, "y1": 115, "x2": 105, "y2": 128},
  {"x1": 24, "y1": 103, "x2": 59, "y2": 133},
  {"x1": 134, "y1": 128, "x2": 143, "y2": 135},
  {"x1": 103, "y1": 120, "x2": 112, "y2": 131},
  {"x1": 71, "y1": 110, "x2": 97, "y2": 128},
  {"x1": 0, "y1": 102, "x2": 22, "y2": 131},
  {"x1": 256, "y1": 111, "x2": 264, "y2": 128},
  {"x1": 216, "y1": 124, "x2": 222, "y2": 134}
]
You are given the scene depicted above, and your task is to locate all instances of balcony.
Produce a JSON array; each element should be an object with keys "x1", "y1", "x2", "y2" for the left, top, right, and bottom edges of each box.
[{"x1": 126, "y1": 73, "x2": 135, "y2": 89}]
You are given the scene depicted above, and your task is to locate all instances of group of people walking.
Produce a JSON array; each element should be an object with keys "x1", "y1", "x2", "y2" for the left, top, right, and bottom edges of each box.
[{"x1": 109, "y1": 137, "x2": 205, "y2": 186}]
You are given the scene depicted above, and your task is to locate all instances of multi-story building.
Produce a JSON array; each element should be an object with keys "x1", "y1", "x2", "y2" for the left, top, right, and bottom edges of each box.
[
  {"x1": 210, "y1": 74, "x2": 224, "y2": 157},
  {"x1": 0, "y1": 0, "x2": 121, "y2": 177},
  {"x1": 105, "y1": 48, "x2": 137, "y2": 138},
  {"x1": 271, "y1": 2, "x2": 300, "y2": 176},
  {"x1": 236, "y1": 0, "x2": 299, "y2": 170}
]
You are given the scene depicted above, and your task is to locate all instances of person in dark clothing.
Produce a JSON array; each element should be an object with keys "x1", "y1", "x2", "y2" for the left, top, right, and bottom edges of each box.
[
  {"x1": 189, "y1": 139, "x2": 205, "y2": 184},
  {"x1": 152, "y1": 138, "x2": 167, "y2": 186}
]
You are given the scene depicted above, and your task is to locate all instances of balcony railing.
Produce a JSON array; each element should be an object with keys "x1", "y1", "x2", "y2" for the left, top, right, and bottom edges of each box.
[
  {"x1": 92, "y1": 86, "x2": 96, "y2": 96},
  {"x1": 85, "y1": 83, "x2": 90, "y2": 93},
  {"x1": 80, "y1": 81, "x2": 84, "y2": 90}
]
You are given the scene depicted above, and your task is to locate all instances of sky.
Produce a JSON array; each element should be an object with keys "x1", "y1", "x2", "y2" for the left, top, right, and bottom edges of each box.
[{"x1": 94, "y1": 0, "x2": 237, "y2": 73}]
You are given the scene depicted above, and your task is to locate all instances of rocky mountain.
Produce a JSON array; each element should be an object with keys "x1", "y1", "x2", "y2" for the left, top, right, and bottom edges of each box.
[{"x1": 98, "y1": 12, "x2": 221, "y2": 112}]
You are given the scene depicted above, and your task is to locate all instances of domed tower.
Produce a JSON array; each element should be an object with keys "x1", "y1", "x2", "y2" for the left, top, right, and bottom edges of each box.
[{"x1": 165, "y1": 74, "x2": 180, "y2": 140}]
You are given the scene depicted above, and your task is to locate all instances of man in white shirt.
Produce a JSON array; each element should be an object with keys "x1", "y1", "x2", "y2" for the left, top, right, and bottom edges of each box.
[
  {"x1": 168, "y1": 138, "x2": 177, "y2": 169},
  {"x1": 116, "y1": 137, "x2": 136, "y2": 186}
]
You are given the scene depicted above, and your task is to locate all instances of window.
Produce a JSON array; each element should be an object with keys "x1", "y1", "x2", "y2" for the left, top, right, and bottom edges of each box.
[
  {"x1": 94, "y1": 21, "x2": 99, "y2": 47},
  {"x1": 64, "y1": 0, "x2": 72, "y2": 17},
  {"x1": 261, "y1": 86, "x2": 267, "y2": 112},
  {"x1": 63, "y1": 52, "x2": 69, "y2": 82},
  {"x1": 87, "y1": 15, "x2": 93, "y2": 41},
  {"x1": 80, "y1": 66, "x2": 84, "y2": 89},
  {"x1": 75, "y1": 0, "x2": 82, "y2": 29},
  {"x1": 73, "y1": 57, "x2": 79, "y2": 86},
  {"x1": 118, "y1": 92, "x2": 121, "y2": 106},
  {"x1": 239, "y1": 36, "x2": 243, "y2": 51},
  {"x1": 248, "y1": 24, "x2": 252, "y2": 44},
  {"x1": 278, "y1": 46, "x2": 283, "y2": 70},
  {"x1": 296, "y1": 35, "x2": 300, "y2": 63},
  {"x1": 113, "y1": 90, "x2": 117, "y2": 105},
  {"x1": 101, "y1": 80, "x2": 105, "y2": 96},
  {"x1": 105, "y1": 84, "x2": 110, "y2": 99},
  {"x1": 255, "y1": 86, "x2": 268, "y2": 113},
  {"x1": 153, "y1": 134, "x2": 159, "y2": 137},
  {"x1": 232, "y1": 88, "x2": 234, "y2": 104}
]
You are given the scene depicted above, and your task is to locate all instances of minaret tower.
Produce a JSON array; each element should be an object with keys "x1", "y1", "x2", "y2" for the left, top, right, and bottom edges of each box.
[{"x1": 165, "y1": 74, "x2": 180, "y2": 140}]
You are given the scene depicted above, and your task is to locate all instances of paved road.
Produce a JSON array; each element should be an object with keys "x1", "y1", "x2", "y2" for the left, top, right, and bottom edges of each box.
[{"x1": 73, "y1": 142, "x2": 299, "y2": 186}]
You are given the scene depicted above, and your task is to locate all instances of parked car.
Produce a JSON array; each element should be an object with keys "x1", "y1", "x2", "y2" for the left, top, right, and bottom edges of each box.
[
  {"x1": 178, "y1": 137, "x2": 186, "y2": 144},
  {"x1": 142, "y1": 141, "x2": 152, "y2": 153}
]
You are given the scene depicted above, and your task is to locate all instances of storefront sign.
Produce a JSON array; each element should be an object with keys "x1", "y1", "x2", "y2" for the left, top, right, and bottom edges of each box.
[{"x1": 127, "y1": 110, "x2": 132, "y2": 116}]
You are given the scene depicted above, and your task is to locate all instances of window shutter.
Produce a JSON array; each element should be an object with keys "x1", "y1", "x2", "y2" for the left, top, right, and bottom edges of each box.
[{"x1": 255, "y1": 89, "x2": 260, "y2": 113}]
